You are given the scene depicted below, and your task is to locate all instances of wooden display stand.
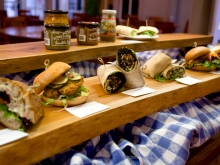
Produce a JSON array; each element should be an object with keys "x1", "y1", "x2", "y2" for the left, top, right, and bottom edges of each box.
[{"x1": 0, "y1": 33, "x2": 218, "y2": 165}]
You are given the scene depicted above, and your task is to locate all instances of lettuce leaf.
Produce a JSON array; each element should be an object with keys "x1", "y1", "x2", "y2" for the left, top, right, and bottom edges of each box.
[
  {"x1": 0, "y1": 104, "x2": 25, "y2": 131},
  {"x1": 138, "y1": 30, "x2": 156, "y2": 37},
  {"x1": 155, "y1": 74, "x2": 166, "y2": 83},
  {"x1": 43, "y1": 86, "x2": 89, "y2": 106}
]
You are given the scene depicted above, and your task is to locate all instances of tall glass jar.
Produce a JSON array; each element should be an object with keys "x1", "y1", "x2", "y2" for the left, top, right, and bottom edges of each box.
[
  {"x1": 44, "y1": 10, "x2": 70, "y2": 50},
  {"x1": 44, "y1": 10, "x2": 69, "y2": 25},
  {"x1": 100, "y1": 10, "x2": 117, "y2": 42}
]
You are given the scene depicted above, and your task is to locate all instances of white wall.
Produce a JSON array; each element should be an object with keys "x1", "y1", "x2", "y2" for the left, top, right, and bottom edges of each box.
[
  {"x1": 209, "y1": 0, "x2": 220, "y2": 45},
  {"x1": 138, "y1": 0, "x2": 171, "y2": 21}
]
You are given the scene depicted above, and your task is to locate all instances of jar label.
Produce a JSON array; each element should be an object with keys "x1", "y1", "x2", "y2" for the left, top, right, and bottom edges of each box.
[
  {"x1": 100, "y1": 18, "x2": 116, "y2": 37},
  {"x1": 78, "y1": 28, "x2": 86, "y2": 42},
  {"x1": 87, "y1": 28, "x2": 100, "y2": 42},
  {"x1": 51, "y1": 30, "x2": 71, "y2": 46}
]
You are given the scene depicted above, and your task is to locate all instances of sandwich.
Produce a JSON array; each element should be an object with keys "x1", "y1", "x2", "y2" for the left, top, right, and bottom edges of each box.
[
  {"x1": 137, "y1": 26, "x2": 159, "y2": 37},
  {"x1": 97, "y1": 64, "x2": 126, "y2": 94},
  {"x1": 141, "y1": 52, "x2": 172, "y2": 78},
  {"x1": 116, "y1": 47, "x2": 145, "y2": 88},
  {"x1": 33, "y1": 62, "x2": 89, "y2": 107},
  {"x1": 116, "y1": 25, "x2": 138, "y2": 36},
  {"x1": 0, "y1": 77, "x2": 44, "y2": 130},
  {"x1": 162, "y1": 64, "x2": 185, "y2": 80},
  {"x1": 182, "y1": 46, "x2": 220, "y2": 71}
]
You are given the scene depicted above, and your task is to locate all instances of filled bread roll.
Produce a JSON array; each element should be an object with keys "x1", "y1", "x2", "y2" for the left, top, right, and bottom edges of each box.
[{"x1": 0, "y1": 78, "x2": 44, "y2": 130}]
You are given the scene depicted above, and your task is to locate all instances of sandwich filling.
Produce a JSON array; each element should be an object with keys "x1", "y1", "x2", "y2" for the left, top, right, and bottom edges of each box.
[
  {"x1": 0, "y1": 91, "x2": 28, "y2": 131},
  {"x1": 42, "y1": 72, "x2": 89, "y2": 106},
  {"x1": 117, "y1": 47, "x2": 138, "y2": 72}
]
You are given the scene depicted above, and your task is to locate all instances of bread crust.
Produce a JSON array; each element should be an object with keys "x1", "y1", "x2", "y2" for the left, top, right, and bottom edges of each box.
[
  {"x1": 42, "y1": 95, "x2": 88, "y2": 107},
  {"x1": 185, "y1": 46, "x2": 210, "y2": 61},
  {"x1": 0, "y1": 111, "x2": 22, "y2": 130},
  {"x1": 0, "y1": 77, "x2": 44, "y2": 129},
  {"x1": 33, "y1": 62, "x2": 71, "y2": 94}
]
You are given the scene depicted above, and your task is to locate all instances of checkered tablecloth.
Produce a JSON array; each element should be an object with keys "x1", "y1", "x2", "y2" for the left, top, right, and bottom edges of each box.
[{"x1": 2, "y1": 48, "x2": 220, "y2": 165}]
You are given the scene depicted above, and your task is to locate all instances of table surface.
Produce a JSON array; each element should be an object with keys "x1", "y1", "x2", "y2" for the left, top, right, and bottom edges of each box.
[
  {"x1": 0, "y1": 33, "x2": 213, "y2": 74},
  {"x1": 0, "y1": 25, "x2": 76, "y2": 40},
  {"x1": 0, "y1": 70, "x2": 220, "y2": 165}
]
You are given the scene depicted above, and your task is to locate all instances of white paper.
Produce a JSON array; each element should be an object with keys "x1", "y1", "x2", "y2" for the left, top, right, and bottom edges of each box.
[
  {"x1": 0, "y1": 129, "x2": 28, "y2": 146},
  {"x1": 176, "y1": 76, "x2": 201, "y2": 85},
  {"x1": 65, "y1": 101, "x2": 109, "y2": 118},
  {"x1": 210, "y1": 70, "x2": 220, "y2": 74},
  {"x1": 120, "y1": 40, "x2": 144, "y2": 43},
  {"x1": 122, "y1": 86, "x2": 156, "y2": 97}
]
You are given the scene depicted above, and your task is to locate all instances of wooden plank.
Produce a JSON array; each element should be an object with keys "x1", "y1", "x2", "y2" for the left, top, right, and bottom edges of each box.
[
  {"x1": 0, "y1": 33, "x2": 212, "y2": 74},
  {"x1": 0, "y1": 70, "x2": 220, "y2": 165}
]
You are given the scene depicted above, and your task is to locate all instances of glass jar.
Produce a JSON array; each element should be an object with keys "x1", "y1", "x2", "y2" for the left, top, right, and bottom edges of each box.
[
  {"x1": 77, "y1": 21, "x2": 100, "y2": 45},
  {"x1": 44, "y1": 24, "x2": 71, "y2": 50},
  {"x1": 44, "y1": 10, "x2": 70, "y2": 50},
  {"x1": 100, "y1": 10, "x2": 117, "y2": 42},
  {"x1": 44, "y1": 10, "x2": 69, "y2": 25}
]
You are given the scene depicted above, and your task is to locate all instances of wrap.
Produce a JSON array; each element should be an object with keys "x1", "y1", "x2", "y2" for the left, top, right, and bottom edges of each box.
[
  {"x1": 116, "y1": 25, "x2": 138, "y2": 36},
  {"x1": 116, "y1": 47, "x2": 145, "y2": 88},
  {"x1": 141, "y1": 52, "x2": 172, "y2": 78},
  {"x1": 162, "y1": 64, "x2": 185, "y2": 80},
  {"x1": 97, "y1": 64, "x2": 126, "y2": 94}
]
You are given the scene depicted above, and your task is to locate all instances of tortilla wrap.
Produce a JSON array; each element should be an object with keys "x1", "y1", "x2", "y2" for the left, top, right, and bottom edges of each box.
[
  {"x1": 162, "y1": 64, "x2": 185, "y2": 80},
  {"x1": 141, "y1": 52, "x2": 172, "y2": 78},
  {"x1": 97, "y1": 64, "x2": 126, "y2": 94},
  {"x1": 116, "y1": 47, "x2": 145, "y2": 88},
  {"x1": 116, "y1": 25, "x2": 138, "y2": 36}
]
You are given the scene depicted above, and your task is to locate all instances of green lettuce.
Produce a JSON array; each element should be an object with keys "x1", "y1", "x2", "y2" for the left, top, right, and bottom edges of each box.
[
  {"x1": 0, "y1": 104, "x2": 25, "y2": 131},
  {"x1": 43, "y1": 85, "x2": 89, "y2": 106},
  {"x1": 138, "y1": 30, "x2": 156, "y2": 37}
]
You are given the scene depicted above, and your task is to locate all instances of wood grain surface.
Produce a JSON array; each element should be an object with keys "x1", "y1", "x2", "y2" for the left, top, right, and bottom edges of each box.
[
  {"x1": 0, "y1": 33, "x2": 213, "y2": 74},
  {"x1": 0, "y1": 70, "x2": 220, "y2": 165}
]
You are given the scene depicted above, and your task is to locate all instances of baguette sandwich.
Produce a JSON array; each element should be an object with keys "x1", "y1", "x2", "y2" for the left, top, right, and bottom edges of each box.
[{"x1": 0, "y1": 78, "x2": 44, "y2": 130}]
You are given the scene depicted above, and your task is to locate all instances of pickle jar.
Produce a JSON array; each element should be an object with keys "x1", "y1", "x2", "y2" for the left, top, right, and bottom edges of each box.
[
  {"x1": 100, "y1": 10, "x2": 117, "y2": 42},
  {"x1": 44, "y1": 10, "x2": 69, "y2": 25},
  {"x1": 44, "y1": 24, "x2": 71, "y2": 50},
  {"x1": 77, "y1": 21, "x2": 100, "y2": 45}
]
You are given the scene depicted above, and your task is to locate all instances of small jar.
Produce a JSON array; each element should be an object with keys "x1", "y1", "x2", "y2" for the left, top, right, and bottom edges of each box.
[
  {"x1": 77, "y1": 21, "x2": 100, "y2": 45},
  {"x1": 44, "y1": 10, "x2": 69, "y2": 25},
  {"x1": 100, "y1": 10, "x2": 117, "y2": 42},
  {"x1": 44, "y1": 24, "x2": 71, "y2": 50}
]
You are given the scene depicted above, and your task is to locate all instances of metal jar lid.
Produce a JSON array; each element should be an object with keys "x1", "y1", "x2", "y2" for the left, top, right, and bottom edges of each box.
[
  {"x1": 45, "y1": 10, "x2": 68, "y2": 14},
  {"x1": 77, "y1": 21, "x2": 99, "y2": 26},
  {"x1": 45, "y1": 24, "x2": 70, "y2": 29}
]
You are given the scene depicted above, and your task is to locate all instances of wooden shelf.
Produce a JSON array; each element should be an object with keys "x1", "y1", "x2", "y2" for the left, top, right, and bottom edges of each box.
[
  {"x1": 0, "y1": 33, "x2": 215, "y2": 165},
  {"x1": 0, "y1": 70, "x2": 220, "y2": 165},
  {"x1": 0, "y1": 33, "x2": 212, "y2": 74}
]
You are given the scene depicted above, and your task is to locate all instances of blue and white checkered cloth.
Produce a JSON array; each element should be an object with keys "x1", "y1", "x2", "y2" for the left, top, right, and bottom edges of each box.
[
  {"x1": 1, "y1": 48, "x2": 219, "y2": 165},
  {"x1": 36, "y1": 95, "x2": 220, "y2": 165}
]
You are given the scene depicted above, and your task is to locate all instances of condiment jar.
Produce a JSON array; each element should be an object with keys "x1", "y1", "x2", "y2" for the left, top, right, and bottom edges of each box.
[
  {"x1": 44, "y1": 10, "x2": 69, "y2": 25},
  {"x1": 100, "y1": 10, "x2": 117, "y2": 42},
  {"x1": 44, "y1": 10, "x2": 70, "y2": 50},
  {"x1": 77, "y1": 21, "x2": 100, "y2": 45},
  {"x1": 44, "y1": 24, "x2": 71, "y2": 50}
]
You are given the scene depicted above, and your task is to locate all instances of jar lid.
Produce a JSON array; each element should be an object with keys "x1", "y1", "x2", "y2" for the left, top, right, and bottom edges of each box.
[
  {"x1": 102, "y1": 10, "x2": 117, "y2": 14},
  {"x1": 77, "y1": 21, "x2": 99, "y2": 26},
  {"x1": 45, "y1": 24, "x2": 70, "y2": 29},
  {"x1": 45, "y1": 10, "x2": 68, "y2": 14}
]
